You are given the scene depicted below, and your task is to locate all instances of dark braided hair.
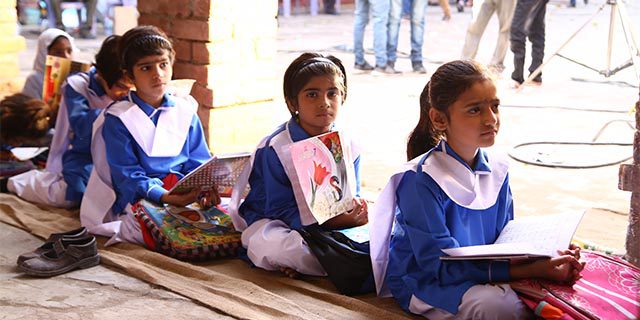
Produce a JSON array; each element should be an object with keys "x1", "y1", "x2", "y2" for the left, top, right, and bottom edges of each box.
[
  {"x1": 406, "y1": 60, "x2": 493, "y2": 160},
  {"x1": 0, "y1": 94, "x2": 51, "y2": 145},
  {"x1": 118, "y1": 25, "x2": 175, "y2": 76},
  {"x1": 283, "y1": 52, "x2": 347, "y2": 116}
]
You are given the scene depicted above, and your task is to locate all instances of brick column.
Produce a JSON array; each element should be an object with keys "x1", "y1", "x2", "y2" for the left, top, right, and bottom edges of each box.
[
  {"x1": 0, "y1": 0, "x2": 26, "y2": 96},
  {"x1": 618, "y1": 91, "x2": 640, "y2": 267},
  {"x1": 137, "y1": 0, "x2": 278, "y2": 153}
]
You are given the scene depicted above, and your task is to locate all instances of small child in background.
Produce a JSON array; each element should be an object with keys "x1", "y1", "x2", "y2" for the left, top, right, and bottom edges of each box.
[
  {"x1": 22, "y1": 28, "x2": 75, "y2": 100},
  {"x1": 369, "y1": 60, "x2": 584, "y2": 319},
  {"x1": 0, "y1": 93, "x2": 52, "y2": 147},
  {"x1": 81, "y1": 26, "x2": 214, "y2": 246},
  {"x1": 0, "y1": 94, "x2": 52, "y2": 191},
  {"x1": 8, "y1": 35, "x2": 132, "y2": 208},
  {"x1": 229, "y1": 53, "x2": 368, "y2": 278}
]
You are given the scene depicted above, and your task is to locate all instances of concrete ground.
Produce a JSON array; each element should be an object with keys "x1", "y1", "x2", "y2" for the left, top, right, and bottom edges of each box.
[{"x1": 3, "y1": 0, "x2": 639, "y2": 318}]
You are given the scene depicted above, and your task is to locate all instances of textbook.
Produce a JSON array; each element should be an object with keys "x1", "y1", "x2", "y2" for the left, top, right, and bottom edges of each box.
[
  {"x1": 42, "y1": 55, "x2": 91, "y2": 115},
  {"x1": 440, "y1": 211, "x2": 585, "y2": 260},
  {"x1": 168, "y1": 152, "x2": 251, "y2": 198},
  {"x1": 287, "y1": 131, "x2": 357, "y2": 225}
]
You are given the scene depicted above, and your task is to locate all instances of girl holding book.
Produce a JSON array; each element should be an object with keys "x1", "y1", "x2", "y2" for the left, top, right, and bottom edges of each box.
[
  {"x1": 369, "y1": 60, "x2": 584, "y2": 319},
  {"x1": 8, "y1": 35, "x2": 132, "y2": 208},
  {"x1": 80, "y1": 26, "x2": 214, "y2": 246},
  {"x1": 229, "y1": 53, "x2": 368, "y2": 278},
  {"x1": 22, "y1": 28, "x2": 75, "y2": 100}
]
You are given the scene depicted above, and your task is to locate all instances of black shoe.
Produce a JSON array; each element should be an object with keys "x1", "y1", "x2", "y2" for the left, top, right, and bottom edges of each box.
[
  {"x1": 17, "y1": 227, "x2": 89, "y2": 264},
  {"x1": 354, "y1": 60, "x2": 374, "y2": 71},
  {"x1": 79, "y1": 29, "x2": 96, "y2": 39},
  {"x1": 412, "y1": 62, "x2": 427, "y2": 74},
  {"x1": 18, "y1": 236, "x2": 100, "y2": 277}
]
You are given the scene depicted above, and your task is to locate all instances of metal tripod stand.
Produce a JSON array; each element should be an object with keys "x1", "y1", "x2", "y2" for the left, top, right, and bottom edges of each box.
[{"x1": 520, "y1": 0, "x2": 640, "y2": 88}]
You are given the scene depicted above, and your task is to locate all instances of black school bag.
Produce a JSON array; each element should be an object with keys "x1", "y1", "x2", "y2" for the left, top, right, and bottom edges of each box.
[{"x1": 299, "y1": 225, "x2": 375, "y2": 296}]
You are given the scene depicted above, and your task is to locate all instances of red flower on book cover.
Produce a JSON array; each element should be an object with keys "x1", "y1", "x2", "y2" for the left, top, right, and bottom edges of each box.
[{"x1": 310, "y1": 161, "x2": 330, "y2": 208}]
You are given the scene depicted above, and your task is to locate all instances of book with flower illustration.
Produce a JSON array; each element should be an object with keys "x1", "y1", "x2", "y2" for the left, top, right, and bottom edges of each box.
[
  {"x1": 288, "y1": 131, "x2": 357, "y2": 225},
  {"x1": 168, "y1": 152, "x2": 251, "y2": 198},
  {"x1": 42, "y1": 55, "x2": 91, "y2": 117}
]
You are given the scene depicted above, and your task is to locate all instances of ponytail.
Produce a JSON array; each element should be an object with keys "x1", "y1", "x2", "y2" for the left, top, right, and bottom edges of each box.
[
  {"x1": 406, "y1": 60, "x2": 493, "y2": 161},
  {"x1": 406, "y1": 82, "x2": 441, "y2": 160}
]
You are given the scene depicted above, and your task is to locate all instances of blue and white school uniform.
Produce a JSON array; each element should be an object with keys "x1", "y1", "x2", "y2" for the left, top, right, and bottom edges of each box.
[
  {"x1": 8, "y1": 68, "x2": 114, "y2": 208},
  {"x1": 80, "y1": 91, "x2": 210, "y2": 246},
  {"x1": 369, "y1": 140, "x2": 528, "y2": 319},
  {"x1": 228, "y1": 118, "x2": 361, "y2": 276}
]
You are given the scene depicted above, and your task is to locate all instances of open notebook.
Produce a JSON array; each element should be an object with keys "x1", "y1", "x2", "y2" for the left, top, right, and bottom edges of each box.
[{"x1": 441, "y1": 211, "x2": 585, "y2": 260}]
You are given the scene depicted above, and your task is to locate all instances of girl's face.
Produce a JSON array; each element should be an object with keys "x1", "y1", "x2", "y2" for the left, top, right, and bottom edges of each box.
[
  {"x1": 293, "y1": 75, "x2": 343, "y2": 137},
  {"x1": 130, "y1": 51, "x2": 173, "y2": 107},
  {"x1": 48, "y1": 37, "x2": 72, "y2": 59},
  {"x1": 432, "y1": 79, "x2": 500, "y2": 165}
]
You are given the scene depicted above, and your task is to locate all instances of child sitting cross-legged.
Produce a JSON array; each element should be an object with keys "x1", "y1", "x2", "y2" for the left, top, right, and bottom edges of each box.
[
  {"x1": 229, "y1": 53, "x2": 368, "y2": 279},
  {"x1": 80, "y1": 26, "x2": 216, "y2": 246}
]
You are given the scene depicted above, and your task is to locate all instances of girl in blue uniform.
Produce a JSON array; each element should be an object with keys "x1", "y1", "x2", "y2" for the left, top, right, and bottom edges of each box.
[
  {"x1": 369, "y1": 60, "x2": 584, "y2": 319},
  {"x1": 229, "y1": 53, "x2": 368, "y2": 277},
  {"x1": 8, "y1": 35, "x2": 132, "y2": 208},
  {"x1": 80, "y1": 26, "x2": 213, "y2": 246}
]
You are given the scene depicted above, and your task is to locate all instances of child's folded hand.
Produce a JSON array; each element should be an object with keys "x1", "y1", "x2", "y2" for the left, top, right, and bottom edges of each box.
[
  {"x1": 532, "y1": 255, "x2": 585, "y2": 284},
  {"x1": 321, "y1": 198, "x2": 369, "y2": 230},
  {"x1": 198, "y1": 187, "x2": 221, "y2": 209}
]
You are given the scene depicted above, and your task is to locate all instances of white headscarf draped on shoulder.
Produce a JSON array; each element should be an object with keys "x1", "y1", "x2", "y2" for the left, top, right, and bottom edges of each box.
[{"x1": 22, "y1": 28, "x2": 76, "y2": 99}]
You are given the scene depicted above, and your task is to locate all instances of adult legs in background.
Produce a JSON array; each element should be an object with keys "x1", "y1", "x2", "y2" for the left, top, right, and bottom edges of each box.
[
  {"x1": 370, "y1": 0, "x2": 391, "y2": 68},
  {"x1": 461, "y1": 0, "x2": 496, "y2": 61},
  {"x1": 527, "y1": 0, "x2": 548, "y2": 83},
  {"x1": 490, "y1": 0, "x2": 516, "y2": 70},
  {"x1": 353, "y1": 0, "x2": 371, "y2": 67},
  {"x1": 409, "y1": 0, "x2": 427, "y2": 72},
  {"x1": 387, "y1": 0, "x2": 402, "y2": 66},
  {"x1": 510, "y1": 0, "x2": 534, "y2": 84}
]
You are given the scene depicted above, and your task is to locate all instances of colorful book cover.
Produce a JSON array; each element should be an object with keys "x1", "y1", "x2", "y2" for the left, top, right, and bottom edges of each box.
[
  {"x1": 288, "y1": 131, "x2": 356, "y2": 224},
  {"x1": 169, "y1": 152, "x2": 251, "y2": 197},
  {"x1": 138, "y1": 200, "x2": 241, "y2": 249},
  {"x1": 42, "y1": 55, "x2": 91, "y2": 116}
]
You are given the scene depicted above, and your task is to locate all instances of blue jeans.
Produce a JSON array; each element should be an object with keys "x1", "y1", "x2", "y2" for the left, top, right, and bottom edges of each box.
[
  {"x1": 353, "y1": 0, "x2": 391, "y2": 67},
  {"x1": 387, "y1": 0, "x2": 428, "y2": 64}
]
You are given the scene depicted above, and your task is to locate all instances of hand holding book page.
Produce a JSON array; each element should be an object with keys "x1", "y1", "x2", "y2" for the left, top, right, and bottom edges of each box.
[
  {"x1": 441, "y1": 211, "x2": 585, "y2": 260},
  {"x1": 168, "y1": 152, "x2": 251, "y2": 199},
  {"x1": 287, "y1": 131, "x2": 357, "y2": 225}
]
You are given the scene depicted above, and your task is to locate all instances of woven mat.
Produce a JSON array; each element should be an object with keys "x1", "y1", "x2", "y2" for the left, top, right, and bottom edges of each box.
[{"x1": 0, "y1": 193, "x2": 410, "y2": 319}]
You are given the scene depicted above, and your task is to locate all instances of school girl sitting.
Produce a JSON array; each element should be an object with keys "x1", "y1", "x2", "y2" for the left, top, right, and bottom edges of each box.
[
  {"x1": 80, "y1": 26, "x2": 214, "y2": 246},
  {"x1": 229, "y1": 53, "x2": 368, "y2": 278},
  {"x1": 369, "y1": 60, "x2": 584, "y2": 319},
  {"x1": 22, "y1": 28, "x2": 75, "y2": 100},
  {"x1": 8, "y1": 35, "x2": 132, "y2": 208}
]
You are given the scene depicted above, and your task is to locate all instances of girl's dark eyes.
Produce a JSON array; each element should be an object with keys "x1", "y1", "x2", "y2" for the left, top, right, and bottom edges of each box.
[{"x1": 306, "y1": 92, "x2": 318, "y2": 98}]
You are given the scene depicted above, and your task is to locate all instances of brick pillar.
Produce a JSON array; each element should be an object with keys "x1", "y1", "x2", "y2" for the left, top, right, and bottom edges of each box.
[
  {"x1": 618, "y1": 91, "x2": 640, "y2": 267},
  {"x1": 0, "y1": 0, "x2": 26, "y2": 96},
  {"x1": 137, "y1": 0, "x2": 278, "y2": 153}
]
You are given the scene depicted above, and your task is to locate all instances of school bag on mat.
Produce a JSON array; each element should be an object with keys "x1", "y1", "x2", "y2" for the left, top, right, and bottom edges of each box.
[
  {"x1": 133, "y1": 199, "x2": 242, "y2": 261},
  {"x1": 511, "y1": 251, "x2": 640, "y2": 320}
]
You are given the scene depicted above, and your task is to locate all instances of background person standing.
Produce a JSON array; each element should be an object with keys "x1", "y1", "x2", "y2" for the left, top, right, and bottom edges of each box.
[
  {"x1": 387, "y1": 0, "x2": 428, "y2": 73},
  {"x1": 353, "y1": 0, "x2": 395, "y2": 73},
  {"x1": 460, "y1": 0, "x2": 516, "y2": 74},
  {"x1": 510, "y1": 0, "x2": 549, "y2": 86}
]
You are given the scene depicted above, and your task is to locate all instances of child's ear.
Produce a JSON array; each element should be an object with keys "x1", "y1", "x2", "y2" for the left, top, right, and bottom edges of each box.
[
  {"x1": 429, "y1": 108, "x2": 448, "y2": 131},
  {"x1": 285, "y1": 98, "x2": 297, "y2": 115}
]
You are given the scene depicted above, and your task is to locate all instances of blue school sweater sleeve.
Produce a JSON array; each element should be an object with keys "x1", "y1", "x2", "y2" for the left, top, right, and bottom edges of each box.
[
  {"x1": 102, "y1": 114, "x2": 166, "y2": 209},
  {"x1": 241, "y1": 145, "x2": 303, "y2": 229}
]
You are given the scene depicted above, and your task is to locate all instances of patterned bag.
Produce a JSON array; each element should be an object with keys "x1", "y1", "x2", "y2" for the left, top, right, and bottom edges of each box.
[
  {"x1": 133, "y1": 199, "x2": 242, "y2": 261},
  {"x1": 512, "y1": 251, "x2": 640, "y2": 320}
]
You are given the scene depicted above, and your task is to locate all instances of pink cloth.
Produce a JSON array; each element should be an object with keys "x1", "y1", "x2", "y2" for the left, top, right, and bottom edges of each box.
[{"x1": 512, "y1": 251, "x2": 640, "y2": 320}]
